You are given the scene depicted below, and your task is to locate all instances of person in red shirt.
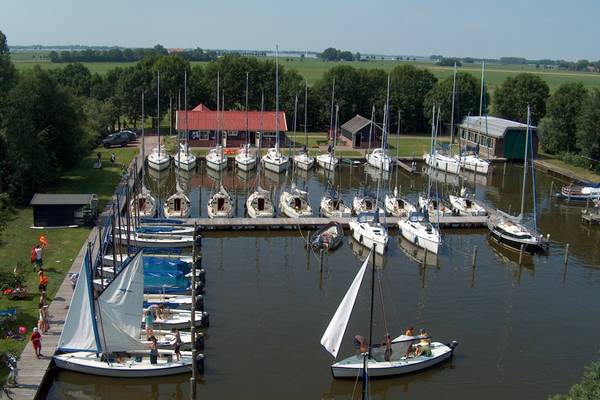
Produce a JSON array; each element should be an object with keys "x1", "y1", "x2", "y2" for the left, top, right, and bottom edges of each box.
[{"x1": 31, "y1": 327, "x2": 42, "y2": 358}]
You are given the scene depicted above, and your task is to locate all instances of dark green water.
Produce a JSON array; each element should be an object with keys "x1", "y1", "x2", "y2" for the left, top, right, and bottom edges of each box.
[{"x1": 46, "y1": 162, "x2": 600, "y2": 399}]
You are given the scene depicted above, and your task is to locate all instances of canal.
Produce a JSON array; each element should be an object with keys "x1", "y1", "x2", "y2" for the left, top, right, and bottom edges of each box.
[{"x1": 46, "y1": 162, "x2": 600, "y2": 399}]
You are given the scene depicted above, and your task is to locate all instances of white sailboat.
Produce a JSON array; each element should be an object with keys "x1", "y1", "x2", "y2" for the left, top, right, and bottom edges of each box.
[
  {"x1": 294, "y1": 80, "x2": 315, "y2": 171},
  {"x1": 279, "y1": 185, "x2": 312, "y2": 218},
  {"x1": 316, "y1": 77, "x2": 339, "y2": 171},
  {"x1": 113, "y1": 232, "x2": 195, "y2": 248},
  {"x1": 206, "y1": 73, "x2": 228, "y2": 171},
  {"x1": 54, "y1": 251, "x2": 196, "y2": 377},
  {"x1": 163, "y1": 185, "x2": 191, "y2": 218},
  {"x1": 247, "y1": 94, "x2": 276, "y2": 218},
  {"x1": 148, "y1": 71, "x2": 171, "y2": 171},
  {"x1": 455, "y1": 63, "x2": 490, "y2": 174},
  {"x1": 207, "y1": 184, "x2": 234, "y2": 218},
  {"x1": 384, "y1": 187, "x2": 416, "y2": 217},
  {"x1": 235, "y1": 72, "x2": 257, "y2": 172},
  {"x1": 449, "y1": 187, "x2": 487, "y2": 216},
  {"x1": 130, "y1": 186, "x2": 157, "y2": 219},
  {"x1": 174, "y1": 71, "x2": 197, "y2": 171},
  {"x1": 321, "y1": 251, "x2": 457, "y2": 381},
  {"x1": 262, "y1": 46, "x2": 289, "y2": 174},
  {"x1": 398, "y1": 212, "x2": 441, "y2": 254}
]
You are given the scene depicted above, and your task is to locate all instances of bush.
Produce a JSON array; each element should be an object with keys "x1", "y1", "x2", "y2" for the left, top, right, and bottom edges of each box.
[
  {"x1": 559, "y1": 152, "x2": 600, "y2": 173},
  {"x1": 549, "y1": 359, "x2": 600, "y2": 399},
  {"x1": 0, "y1": 270, "x2": 24, "y2": 290}
]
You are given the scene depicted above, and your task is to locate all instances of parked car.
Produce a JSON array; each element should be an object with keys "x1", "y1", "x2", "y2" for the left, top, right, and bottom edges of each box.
[
  {"x1": 102, "y1": 132, "x2": 131, "y2": 148},
  {"x1": 121, "y1": 129, "x2": 137, "y2": 141}
]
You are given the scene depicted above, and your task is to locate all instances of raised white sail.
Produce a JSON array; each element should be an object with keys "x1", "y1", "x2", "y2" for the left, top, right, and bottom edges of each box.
[
  {"x1": 57, "y1": 252, "x2": 97, "y2": 352},
  {"x1": 320, "y1": 252, "x2": 371, "y2": 358},
  {"x1": 96, "y1": 251, "x2": 147, "y2": 353}
]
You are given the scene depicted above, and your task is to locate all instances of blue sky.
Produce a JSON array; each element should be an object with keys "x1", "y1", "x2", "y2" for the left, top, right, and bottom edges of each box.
[{"x1": 2, "y1": 0, "x2": 598, "y2": 60}]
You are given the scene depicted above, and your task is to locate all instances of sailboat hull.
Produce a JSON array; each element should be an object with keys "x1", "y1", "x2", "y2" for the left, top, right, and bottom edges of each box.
[
  {"x1": 348, "y1": 220, "x2": 388, "y2": 255},
  {"x1": 424, "y1": 153, "x2": 460, "y2": 175},
  {"x1": 147, "y1": 156, "x2": 171, "y2": 171},
  {"x1": 54, "y1": 351, "x2": 193, "y2": 378},
  {"x1": 174, "y1": 158, "x2": 197, "y2": 171},
  {"x1": 488, "y1": 226, "x2": 542, "y2": 254},
  {"x1": 331, "y1": 342, "x2": 454, "y2": 378},
  {"x1": 398, "y1": 219, "x2": 440, "y2": 254},
  {"x1": 236, "y1": 159, "x2": 257, "y2": 171}
]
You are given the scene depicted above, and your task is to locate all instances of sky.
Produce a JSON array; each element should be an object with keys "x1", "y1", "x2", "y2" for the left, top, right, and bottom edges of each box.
[{"x1": 2, "y1": 0, "x2": 599, "y2": 60}]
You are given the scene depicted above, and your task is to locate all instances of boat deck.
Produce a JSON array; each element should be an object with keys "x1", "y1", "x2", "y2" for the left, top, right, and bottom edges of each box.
[{"x1": 186, "y1": 216, "x2": 488, "y2": 231}]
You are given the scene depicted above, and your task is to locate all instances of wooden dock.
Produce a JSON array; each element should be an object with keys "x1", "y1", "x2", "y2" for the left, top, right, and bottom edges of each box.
[
  {"x1": 188, "y1": 215, "x2": 488, "y2": 231},
  {"x1": 395, "y1": 159, "x2": 420, "y2": 174},
  {"x1": 581, "y1": 211, "x2": 600, "y2": 225}
]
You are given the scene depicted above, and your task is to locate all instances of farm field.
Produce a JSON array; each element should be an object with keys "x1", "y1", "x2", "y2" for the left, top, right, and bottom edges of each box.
[{"x1": 11, "y1": 52, "x2": 600, "y2": 95}]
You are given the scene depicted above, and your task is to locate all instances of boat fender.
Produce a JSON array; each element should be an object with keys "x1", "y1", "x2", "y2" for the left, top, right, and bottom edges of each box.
[
  {"x1": 198, "y1": 269, "x2": 206, "y2": 283},
  {"x1": 195, "y1": 235, "x2": 202, "y2": 248},
  {"x1": 195, "y1": 332, "x2": 205, "y2": 350},
  {"x1": 448, "y1": 340, "x2": 459, "y2": 351},
  {"x1": 195, "y1": 295, "x2": 204, "y2": 311},
  {"x1": 195, "y1": 281, "x2": 205, "y2": 294},
  {"x1": 194, "y1": 258, "x2": 202, "y2": 270},
  {"x1": 201, "y1": 312, "x2": 210, "y2": 328},
  {"x1": 194, "y1": 226, "x2": 203, "y2": 237},
  {"x1": 195, "y1": 353, "x2": 205, "y2": 374}
]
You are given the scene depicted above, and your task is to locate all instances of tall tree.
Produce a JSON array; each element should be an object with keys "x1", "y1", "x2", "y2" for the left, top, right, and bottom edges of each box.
[
  {"x1": 55, "y1": 63, "x2": 92, "y2": 97},
  {"x1": 493, "y1": 73, "x2": 550, "y2": 123},
  {"x1": 423, "y1": 72, "x2": 485, "y2": 131},
  {"x1": 576, "y1": 88, "x2": 600, "y2": 161},
  {"x1": 3, "y1": 67, "x2": 86, "y2": 201},
  {"x1": 389, "y1": 65, "x2": 437, "y2": 133},
  {"x1": 0, "y1": 30, "x2": 17, "y2": 99},
  {"x1": 538, "y1": 82, "x2": 588, "y2": 154}
]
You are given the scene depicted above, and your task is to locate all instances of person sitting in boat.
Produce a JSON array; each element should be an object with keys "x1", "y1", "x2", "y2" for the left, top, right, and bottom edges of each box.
[
  {"x1": 415, "y1": 329, "x2": 432, "y2": 357},
  {"x1": 404, "y1": 326, "x2": 415, "y2": 336},
  {"x1": 353, "y1": 335, "x2": 366, "y2": 354}
]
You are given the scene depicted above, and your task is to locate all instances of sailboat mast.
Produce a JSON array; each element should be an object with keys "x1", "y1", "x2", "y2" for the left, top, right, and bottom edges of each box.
[
  {"x1": 367, "y1": 245, "x2": 377, "y2": 359},
  {"x1": 157, "y1": 71, "x2": 161, "y2": 155},
  {"x1": 245, "y1": 71, "x2": 249, "y2": 151},
  {"x1": 275, "y1": 45, "x2": 280, "y2": 151},
  {"x1": 184, "y1": 70, "x2": 189, "y2": 153},
  {"x1": 395, "y1": 110, "x2": 400, "y2": 190},
  {"x1": 304, "y1": 79, "x2": 308, "y2": 149},
  {"x1": 520, "y1": 105, "x2": 530, "y2": 218},
  {"x1": 450, "y1": 63, "x2": 457, "y2": 146},
  {"x1": 427, "y1": 106, "x2": 435, "y2": 198},
  {"x1": 216, "y1": 72, "x2": 220, "y2": 148},
  {"x1": 141, "y1": 91, "x2": 145, "y2": 159},
  {"x1": 479, "y1": 62, "x2": 485, "y2": 117},
  {"x1": 329, "y1": 77, "x2": 336, "y2": 143},
  {"x1": 292, "y1": 94, "x2": 298, "y2": 179},
  {"x1": 367, "y1": 105, "x2": 375, "y2": 155}
]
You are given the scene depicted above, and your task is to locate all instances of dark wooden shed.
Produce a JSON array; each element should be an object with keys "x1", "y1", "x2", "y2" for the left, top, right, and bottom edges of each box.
[
  {"x1": 340, "y1": 115, "x2": 383, "y2": 149},
  {"x1": 30, "y1": 194, "x2": 99, "y2": 227}
]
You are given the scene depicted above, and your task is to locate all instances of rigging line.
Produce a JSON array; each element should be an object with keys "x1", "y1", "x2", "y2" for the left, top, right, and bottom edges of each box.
[
  {"x1": 351, "y1": 366, "x2": 361, "y2": 400},
  {"x1": 376, "y1": 269, "x2": 391, "y2": 349}
]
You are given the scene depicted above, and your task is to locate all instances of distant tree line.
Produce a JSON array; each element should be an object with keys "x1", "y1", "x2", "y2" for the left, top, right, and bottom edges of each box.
[
  {"x1": 433, "y1": 55, "x2": 600, "y2": 73},
  {"x1": 318, "y1": 47, "x2": 359, "y2": 62},
  {"x1": 48, "y1": 45, "x2": 222, "y2": 63}
]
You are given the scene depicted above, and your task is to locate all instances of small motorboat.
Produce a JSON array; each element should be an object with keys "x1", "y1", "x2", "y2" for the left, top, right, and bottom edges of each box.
[
  {"x1": 143, "y1": 309, "x2": 209, "y2": 330},
  {"x1": 207, "y1": 185, "x2": 234, "y2": 218},
  {"x1": 112, "y1": 232, "x2": 196, "y2": 248},
  {"x1": 557, "y1": 182, "x2": 600, "y2": 201},
  {"x1": 310, "y1": 222, "x2": 344, "y2": 251}
]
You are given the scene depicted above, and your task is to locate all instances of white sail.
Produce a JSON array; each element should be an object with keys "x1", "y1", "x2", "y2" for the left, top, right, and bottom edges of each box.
[
  {"x1": 97, "y1": 251, "x2": 147, "y2": 353},
  {"x1": 320, "y1": 253, "x2": 371, "y2": 358},
  {"x1": 57, "y1": 253, "x2": 97, "y2": 352}
]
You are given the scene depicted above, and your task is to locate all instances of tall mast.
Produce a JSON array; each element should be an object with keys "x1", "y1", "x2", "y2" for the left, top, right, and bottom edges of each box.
[
  {"x1": 184, "y1": 69, "x2": 189, "y2": 153},
  {"x1": 258, "y1": 92, "x2": 264, "y2": 180},
  {"x1": 275, "y1": 45, "x2": 280, "y2": 151},
  {"x1": 450, "y1": 63, "x2": 457, "y2": 146},
  {"x1": 428, "y1": 106, "x2": 435, "y2": 198},
  {"x1": 216, "y1": 71, "x2": 220, "y2": 148},
  {"x1": 365, "y1": 245, "x2": 377, "y2": 399},
  {"x1": 479, "y1": 62, "x2": 485, "y2": 117},
  {"x1": 292, "y1": 94, "x2": 298, "y2": 180},
  {"x1": 245, "y1": 71, "x2": 249, "y2": 151},
  {"x1": 141, "y1": 91, "x2": 145, "y2": 159},
  {"x1": 395, "y1": 110, "x2": 400, "y2": 191},
  {"x1": 304, "y1": 79, "x2": 308, "y2": 149},
  {"x1": 520, "y1": 105, "x2": 531, "y2": 218},
  {"x1": 157, "y1": 71, "x2": 161, "y2": 155},
  {"x1": 329, "y1": 76, "x2": 336, "y2": 144},
  {"x1": 367, "y1": 105, "x2": 375, "y2": 155}
]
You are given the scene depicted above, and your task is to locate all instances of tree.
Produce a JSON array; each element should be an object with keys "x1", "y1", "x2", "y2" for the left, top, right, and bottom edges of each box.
[
  {"x1": 549, "y1": 359, "x2": 600, "y2": 399},
  {"x1": 0, "y1": 30, "x2": 17, "y2": 98},
  {"x1": 3, "y1": 67, "x2": 87, "y2": 202},
  {"x1": 493, "y1": 73, "x2": 549, "y2": 123},
  {"x1": 56, "y1": 63, "x2": 92, "y2": 97},
  {"x1": 538, "y1": 82, "x2": 588, "y2": 154},
  {"x1": 0, "y1": 30, "x2": 8, "y2": 55},
  {"x1": 576, "y1": 88, "x2": 600, "y2": 161},
  {"x1": 437, "y1": 57, "x2": 462, "y2": 67},
  {"x1": 389, "y1": 65, "x2": 437, "y2": 133},
  {"x1": 319, "y1": 48, "x2": 340, "y2": 61},
  {"x1": 423, "y1": 72, "x2": 485, "y2": 132}
]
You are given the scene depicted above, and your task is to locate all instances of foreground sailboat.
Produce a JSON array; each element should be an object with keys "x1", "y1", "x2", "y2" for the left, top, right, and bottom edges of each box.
[
  {"x1": 279, "y1": 185, "x2": 312, "y2": 218},
  {"x1": 321, "y1": 251, "x2": 457, "y2": 381},
  {"x1": 130, "y1": 187, "x2": 157, "y2": 219},
  {"x1": 54, "y1": 251, "x2": 196, "y2": 377},
  {"x1": 164, "y1": 184, "x2": 191, "y2": 218},
  {"x1": 207, "y1": 184, "x2": 234, "y2": 218}
]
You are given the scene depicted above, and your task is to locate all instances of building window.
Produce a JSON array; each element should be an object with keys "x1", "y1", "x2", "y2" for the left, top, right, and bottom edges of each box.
[{"x1": 227, "y1": 131, "x2": 239, "y2": 137}]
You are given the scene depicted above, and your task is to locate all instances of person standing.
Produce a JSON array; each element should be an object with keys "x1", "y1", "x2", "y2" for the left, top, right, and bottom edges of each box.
[
  {"x1": 144, "y1": 309, "x2": 154, "y2": 338},
  {"x1": 34, "y1": 244, "x2": 43, "y2": 269},
  {"x1": 172, "y1": 330, "x2": 182, "y2": 361},
  {"x1": 31, "y1": 327, "x2": 42, "y2": 358},
  {"x1": 149, "y1": 336, "x2": 159, "y2": 365}
]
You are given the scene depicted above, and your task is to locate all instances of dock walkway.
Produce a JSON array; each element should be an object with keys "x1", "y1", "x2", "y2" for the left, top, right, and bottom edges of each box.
[{"x1": 188, "y1": 215, "x2": 488, "y2": 231}]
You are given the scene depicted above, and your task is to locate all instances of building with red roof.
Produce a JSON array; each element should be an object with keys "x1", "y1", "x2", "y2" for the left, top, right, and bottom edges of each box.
[{"x1": 176, "y1": 103, "x2": 287, "y2": 148}]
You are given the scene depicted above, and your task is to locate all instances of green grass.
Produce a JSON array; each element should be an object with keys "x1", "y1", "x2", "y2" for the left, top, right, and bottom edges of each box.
[
  {"x1": 12, "y1": 55, "x2": 600, "y2": 95},
  {"x1": 538, "y1": 153, "x2": 600, "y2": 183},
  {"x1": 0, "y1": 146, "x2": 138, "y2": 370}
]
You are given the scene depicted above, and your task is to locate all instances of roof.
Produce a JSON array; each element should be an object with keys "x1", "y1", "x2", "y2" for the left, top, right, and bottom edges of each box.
[
  {"x1": 30, "y1": 193, "x2": 96, "y2": 206},
  {"x1": 177, "y1": 103, "x2": 287, "y2": 132},
  {"x1": 458, "y1": 116, "x2": 535, "y2": 139},
  {"x1": 340, "y1": 115, "x2": 382, "y2": 134}
]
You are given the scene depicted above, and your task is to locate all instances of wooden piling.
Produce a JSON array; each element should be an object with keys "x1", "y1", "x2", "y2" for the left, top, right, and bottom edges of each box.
[
  {"x1": 471, "y1": 245, "x2": 478, "y2": 269},
  {"x1": 564, "y1": 243, "x2": 570, "y2": 266},
  {"x1": 518, "y1": 244, "x2": 524, "y2": 265}
]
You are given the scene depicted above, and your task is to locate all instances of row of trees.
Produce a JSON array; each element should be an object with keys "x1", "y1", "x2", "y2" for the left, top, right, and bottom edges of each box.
[
  {"x1": 48, "y1": 45, "x2": 221, "y2": 63},
  {"x1": 318, "y1": 48, "x2": 359, "y2": 62}
]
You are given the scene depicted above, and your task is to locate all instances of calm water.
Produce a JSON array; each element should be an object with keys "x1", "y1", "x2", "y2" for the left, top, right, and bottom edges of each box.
[{"x1": 46, "y1": 161, "x2": 600, "y2": 399}]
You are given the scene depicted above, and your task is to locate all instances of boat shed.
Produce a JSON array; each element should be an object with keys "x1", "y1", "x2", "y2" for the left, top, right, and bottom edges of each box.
[
  {"x1": 30, "y1": 194, "x2": 99, "y2": 227},
  {"x1": 340, "y1": 115, "x2": 383, "y2": 148},
  {"x1": 457, "y1": 116, "x2": 538, "y2": 160}
]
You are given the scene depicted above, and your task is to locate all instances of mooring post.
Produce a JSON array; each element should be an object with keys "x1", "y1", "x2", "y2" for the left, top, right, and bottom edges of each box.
[
  {"x1": 503, "y1": 162, "x2": 507, "y2": 177},
  {"x1": 518, "y1": 244, "x2": 524, "y2": 265},
  {"x1": 319, "y1": 249, "x2": 324, "y2": 272},
  {"x1": 422, "y1": 248, "x2": 428, "y2": 268},
  {"x1": 564, "y1": 243, "x2": 570, "y2": 266},
  {"x1": 471, "y1": 245, "x2": 478, "y2": 269},
  {"x1": 190, "y1": 221, "x2": 199, "y2": 400}
]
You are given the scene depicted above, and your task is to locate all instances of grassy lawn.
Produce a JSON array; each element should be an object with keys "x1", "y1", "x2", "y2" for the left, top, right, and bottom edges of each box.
[
  {"x1": 537, "y1": 153, "x2": 600, "y2": 183},
  {"x1": 0, "y1": 146, "x2": 138, "y2": 372}
]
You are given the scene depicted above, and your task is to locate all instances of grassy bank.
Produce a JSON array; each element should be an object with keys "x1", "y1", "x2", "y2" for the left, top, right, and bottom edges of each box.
[
  {"x1": 0, "y1": 146, "x2": 138, "y2": 374},
  {"x1": 538, "y1": 153, "x2": 600, "y2": 183}
]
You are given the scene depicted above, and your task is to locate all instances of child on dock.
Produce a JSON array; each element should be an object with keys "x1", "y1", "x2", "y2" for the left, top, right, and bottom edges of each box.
[{"x1": 31, "y1": 327, "x2": 42, "y2": 358}]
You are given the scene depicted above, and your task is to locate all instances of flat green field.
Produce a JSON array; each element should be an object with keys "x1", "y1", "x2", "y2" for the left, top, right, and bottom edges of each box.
[{"x1": 11, "y1": 53, "x2": 600, "y2": 94}]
